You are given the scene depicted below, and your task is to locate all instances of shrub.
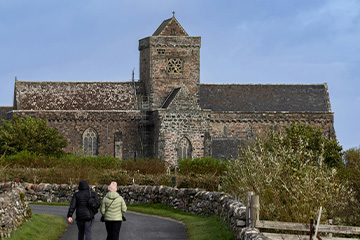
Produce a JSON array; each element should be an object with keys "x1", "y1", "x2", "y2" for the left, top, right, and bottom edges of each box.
[
  {"x1": 60, "y1": 154, "x2": 121, "y2": 169},
  {"x1": 178, "y1": 157, "x2": 227, "y2": 175},
  {"x1": 279, "y1": 123, "x2": 343, "y2": 168},
  {"x1": 2, "y1": 151, "x2": 55, "y2": 168},
  {"x1": 337, "y1": 146, "x2": 360, "y2": 225},
  {"x1": 1, "y1": 151, "x2": 121, "y2": 169},
  {"x1": 222, "y1": 131, "x2": 353, "y2": 224},
  {"x1": 0, "y1": 116, "x2": 68, "y2": 157},
  {"x1": 120, "y1": 158, "x2": 166, "y2": 175},
  {"x1": 176, "y1": 174, "x2": 221, "y2": 191}
]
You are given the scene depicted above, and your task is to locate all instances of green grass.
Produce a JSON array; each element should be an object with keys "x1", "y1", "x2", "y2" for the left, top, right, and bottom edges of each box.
[
  {"x1": 8, "y1": 213, "x2": 66, "y2": 240},
  {"x1": 128, "y1": 204, "x2": 235, "y2": 240}
]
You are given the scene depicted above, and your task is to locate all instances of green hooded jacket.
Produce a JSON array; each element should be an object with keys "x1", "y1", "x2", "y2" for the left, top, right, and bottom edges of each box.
[{"x1": 100, "y1": 191, "x2": 127, "y2": 221}]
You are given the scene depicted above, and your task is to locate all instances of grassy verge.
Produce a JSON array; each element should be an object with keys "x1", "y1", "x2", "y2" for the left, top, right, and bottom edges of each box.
[
  {"x1": 8, "y1": 213, "x2": 66, "y2": 240},
  {"x1": 128, "y1": 204, "x2": 235, "y2": 240}
]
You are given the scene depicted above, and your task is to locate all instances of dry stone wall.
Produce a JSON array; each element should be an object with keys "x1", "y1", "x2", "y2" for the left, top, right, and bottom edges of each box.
[
  {"x1": 15, "y1": 182, "x2": 267, "y2": 240},
  {"x1": 0, "y1": 184, "x2": 32, "y2": 239}
]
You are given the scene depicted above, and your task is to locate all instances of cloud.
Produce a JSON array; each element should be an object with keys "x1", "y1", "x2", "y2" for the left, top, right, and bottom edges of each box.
[{"x1": 297, "y1": 0, "x2": 360, "y2": 32}]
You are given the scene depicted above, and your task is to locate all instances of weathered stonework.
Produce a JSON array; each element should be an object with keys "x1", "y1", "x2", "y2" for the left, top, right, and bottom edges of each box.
[
  {"x1": 13, "y1": 110, "x2": 141, "y2": 159},
  {"x1": 10, "y1": 182, "x2": 268, "y2": 240},
  {"x1": 0, "y1": 106, "x2": 12, "y2": 122},
  {"x1": 0, "y1": 184, "x2": 32, "y2": 239},
  {"x1": 139, "y1": 31, "x2": 201, "y2": 110},
  {"x1": 1, "y1": 14, "x2": 336, "y2": 164},
  {"x1": 14, "y1": 81, "x2": 140, "y2": 111}
]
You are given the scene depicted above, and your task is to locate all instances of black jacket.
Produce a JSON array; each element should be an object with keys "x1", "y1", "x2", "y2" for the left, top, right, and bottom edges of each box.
[{"x1": 67, "y1": 180, "x2": 100, "y2": 221}]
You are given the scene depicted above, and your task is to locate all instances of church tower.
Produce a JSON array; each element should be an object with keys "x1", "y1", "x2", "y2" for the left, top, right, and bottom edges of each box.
[{"x1": 139, "y1": 13, "x2": 201, "y2": 109}]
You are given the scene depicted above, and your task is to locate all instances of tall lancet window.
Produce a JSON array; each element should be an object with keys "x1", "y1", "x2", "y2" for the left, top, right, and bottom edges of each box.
[
  {"x1": 178, "y1": 137, "x2": 192, "y2": 159},
  {"x1": 83, "y1": 128, "x2": 98, "y2": 156}
]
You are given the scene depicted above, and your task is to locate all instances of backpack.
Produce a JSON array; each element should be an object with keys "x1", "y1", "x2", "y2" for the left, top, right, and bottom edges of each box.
[{"x1": 87, "y1": 190, "x2": 100, "y2": 216}]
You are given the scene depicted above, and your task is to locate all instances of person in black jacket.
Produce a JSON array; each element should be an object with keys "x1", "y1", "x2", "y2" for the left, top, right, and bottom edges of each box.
[{"x1": 67, "y1": 180, "x2": 100, "y2": 240}]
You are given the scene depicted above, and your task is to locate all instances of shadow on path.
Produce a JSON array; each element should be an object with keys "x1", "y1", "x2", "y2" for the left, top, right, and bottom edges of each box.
[{"x1": 31, "y1": 204, "x2": 187, "y2": 240}]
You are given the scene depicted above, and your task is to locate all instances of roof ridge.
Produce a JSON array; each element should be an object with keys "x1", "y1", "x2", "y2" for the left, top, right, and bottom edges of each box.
[
  {"x1": 152, "y1": 14, "x2": 188, "y2": 36},
  {"x1": 200, "y1": 83, "x2": 327, "y2": 86},
  {"x1": 15, "y1": 81, "x2": 136, "y2": 84}
]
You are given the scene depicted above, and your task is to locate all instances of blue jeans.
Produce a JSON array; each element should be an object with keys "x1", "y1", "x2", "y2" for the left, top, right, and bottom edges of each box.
[{"x1": 76, "y1": 220, "x2": 92, "y2": 240}]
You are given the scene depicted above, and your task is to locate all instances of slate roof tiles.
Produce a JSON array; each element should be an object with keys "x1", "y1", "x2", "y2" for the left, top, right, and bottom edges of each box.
[{"x1": 199, "y1": 83, "x2": 331, "y2": 112}]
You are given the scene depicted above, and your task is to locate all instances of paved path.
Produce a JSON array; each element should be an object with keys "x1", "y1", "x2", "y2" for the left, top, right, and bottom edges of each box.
[{"x1": 31, "y1": 205, "x2": 187, "y2": 240}]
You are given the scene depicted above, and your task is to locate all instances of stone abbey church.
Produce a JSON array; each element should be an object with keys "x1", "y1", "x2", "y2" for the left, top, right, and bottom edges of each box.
[{"x1": 0, "y1": 15, "x2": 335, "y2": 164}]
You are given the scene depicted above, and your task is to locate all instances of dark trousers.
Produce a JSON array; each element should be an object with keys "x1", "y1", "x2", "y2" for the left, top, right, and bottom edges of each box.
[
  {"x1": 76, "y1": 220, "x2": 92, "y2": 240},
  {"x1": 105, "y1": 221, "x2": 122, "y2": 240}
]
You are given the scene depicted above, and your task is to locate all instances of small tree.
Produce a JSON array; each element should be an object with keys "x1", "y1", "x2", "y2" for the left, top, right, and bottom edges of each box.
[
  {"x1": 0, "y1": 116, "x2": 68, "y2": 157},
  {"x1": 267, "y1": 123, "x2": 343, "y2": 168},
  {"x1": 338, "y1": 147, "x2": 360, "y2": 224},
  {"x1": 223, "y1": 128, "x2": 352, "y2": 224}
]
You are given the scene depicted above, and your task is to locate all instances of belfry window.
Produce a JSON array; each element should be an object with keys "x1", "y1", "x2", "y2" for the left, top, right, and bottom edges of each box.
[
  {"x1": 157, "y1": 48, "x2": 166, "y2": 55},
  {"x1": 178, "y1": 137, "x2": 192, "y2": 159},
  {"x1": 83, "y1": 128, "x2": 98, "y2": 156},
  {"x1": 167, "y1": 58, "x2": 183, "y2": 73}
]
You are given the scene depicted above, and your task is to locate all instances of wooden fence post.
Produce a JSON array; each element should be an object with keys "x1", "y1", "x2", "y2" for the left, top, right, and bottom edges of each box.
[
  {"x1": 250, "y1": 194, "x2": 260, "y2": 228},
  {"x1": 328, "y1": 219, "x2": 333, "y2": 237},
  {"x1": 246, "y1": 191, "x2": 254, "y2": 227}
]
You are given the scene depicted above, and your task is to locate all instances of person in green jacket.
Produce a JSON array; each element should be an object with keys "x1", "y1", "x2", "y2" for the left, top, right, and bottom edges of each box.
[{"x1": 100, "y1": 181, "x2": 127, "y2": 240}]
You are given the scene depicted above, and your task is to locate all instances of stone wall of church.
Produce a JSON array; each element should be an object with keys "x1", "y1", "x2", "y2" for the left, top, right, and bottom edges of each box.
[
  {"x1": 0, "y1": 106, "x2": 12, "y2": 121},
  {"x1": 208, "y1": 111, "x2": 335, "y2": 159},
  {"x1": 13, "y1": 110, "x2": 141, "y2": 159},
  {"x1": 139, "y1": 36, "x2": 201, "y2": 109},
  {"x1": 154, "y1": 109, "x2": 210, "y2": 165}
]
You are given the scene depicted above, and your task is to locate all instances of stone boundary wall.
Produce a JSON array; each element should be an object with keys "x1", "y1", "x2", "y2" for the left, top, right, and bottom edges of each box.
[
  {"x1": 0, "y1": 185, "x2": 32, "y2": 239},
  {"x1": 13, "y1": 182, "x2": 268, "y2": 240}
]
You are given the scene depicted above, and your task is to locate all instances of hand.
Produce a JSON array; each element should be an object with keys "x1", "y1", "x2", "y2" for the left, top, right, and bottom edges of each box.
[{"x1": 68, "y1": 217, "x2": 73, "y2": 223}]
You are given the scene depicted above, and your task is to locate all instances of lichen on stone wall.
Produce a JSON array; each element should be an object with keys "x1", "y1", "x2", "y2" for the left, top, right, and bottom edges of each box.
[
  {"x1": 17, "y1": 182, "x2": 268, "y2": 239},
  {"x1": 0, "y1": 184, "x2": 32, "y2": 239}
]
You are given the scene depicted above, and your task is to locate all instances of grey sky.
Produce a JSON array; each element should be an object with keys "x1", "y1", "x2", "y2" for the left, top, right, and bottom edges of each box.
[{"x1": 0, "y1": 0, "x2": 359, "y2": 150}]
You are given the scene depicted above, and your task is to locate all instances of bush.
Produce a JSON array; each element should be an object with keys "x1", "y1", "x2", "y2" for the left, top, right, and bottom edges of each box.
[
  {"x1": 279, "y1": 123, "x2": 343, "y2": 168},
  {"x1": 1, "y1": 151, "x2": 121, "y2": 169},
  {"x1": 1, "y1": 154, "x2": 221, "y2": 190},
  {"x1": 178, "y1": 157, "x2": 227, "y2": 175},
  {"x1": 60, "y1": 154, "x2": 121, "y2": 169},
  {"x1": 338, "y1": 146, "x2": 360, "y2": 225},
  {"x1": 222, "y1": 130, "x2": 354, "y2": 224},
  {"x1": 120, "y1": 158, "x2": 166, "y2": 175},
  {"x1": 0, "y1": 116, "x2": 68, "y2": 157},
  {"x1": 2, "y1": 151, "x2": 56, "y2": 168}
]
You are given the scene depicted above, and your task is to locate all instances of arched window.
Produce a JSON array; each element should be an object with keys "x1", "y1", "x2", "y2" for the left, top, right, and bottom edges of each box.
[
  {"x1": 83, "y1": 128, "x2": 98, "y2": 156},
  {"x1": 178, "y1": 137, "x2": 192, "y2": 159}
]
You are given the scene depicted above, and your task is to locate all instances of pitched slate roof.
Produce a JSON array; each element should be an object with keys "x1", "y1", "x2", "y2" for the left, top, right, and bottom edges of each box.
[
  {"x1": 14, "y1": 81, "x2": 139, "y2": 111},
  {"x1": 199, "y1": 84, "x2": 331, "y2": 112},
  {"x1": 153, "y1": 16, "x2": 188, "y2": 36},
  {"x1": 161, "y1": 87, "x2": 181, "y2": 108}
]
